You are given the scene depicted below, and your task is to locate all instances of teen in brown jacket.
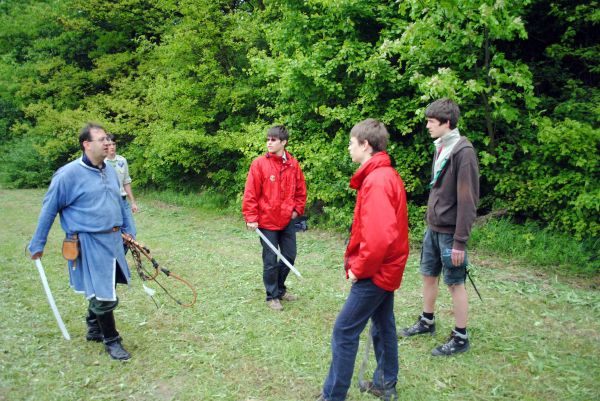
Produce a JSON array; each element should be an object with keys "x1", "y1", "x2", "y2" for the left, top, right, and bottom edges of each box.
[
  {"x1": 425, "y1": 136, "x2": 479, "y2": 251},
  {"x1": 400, "y1": 98, "x2": 479, "y2": 356}
]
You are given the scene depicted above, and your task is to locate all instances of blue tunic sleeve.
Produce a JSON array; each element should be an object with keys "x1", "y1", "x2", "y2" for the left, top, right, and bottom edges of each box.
[{"x1": 28, "y1": 168, "x2": 69, "y2": 255}]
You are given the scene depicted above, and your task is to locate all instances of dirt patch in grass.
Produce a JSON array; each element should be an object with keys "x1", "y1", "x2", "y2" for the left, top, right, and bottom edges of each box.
[{"x1": 153, "y1": 375, "x2": 186, "y2": 399}]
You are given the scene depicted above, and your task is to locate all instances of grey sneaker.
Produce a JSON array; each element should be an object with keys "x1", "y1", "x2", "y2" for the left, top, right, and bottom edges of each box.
[
  {"x1": 359, "y1": 381, "x2": 398, "y2": 401},
  {"x1": 431, "y1": 330, "x2": 470, "y2": 356},
  {"x1": 266, "y1": 299, "x2": 283, "y2": 311},
  {"x1": 280, "y1": 292, "x2": 299, "y2": 301},
  {"x1": 400, "y1": 315, "x2": 435, "y2": 337}
]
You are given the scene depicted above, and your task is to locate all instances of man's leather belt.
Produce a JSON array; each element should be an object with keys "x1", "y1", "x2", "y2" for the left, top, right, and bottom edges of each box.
[
  {"x1": 100, "y1": 227, "x2": 121, "y2": 233},
  {"x1": 73, "y1": 227, "x2": 120, "y2": 234}
]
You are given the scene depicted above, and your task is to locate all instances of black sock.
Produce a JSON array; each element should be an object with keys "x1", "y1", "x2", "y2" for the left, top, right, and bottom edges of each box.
[
  {"x1": 422, "y1": 312, "x2": 434, "y2": 320},
  {"x1": 454, "y1": 326, "x2": 467, "y2": 335}
]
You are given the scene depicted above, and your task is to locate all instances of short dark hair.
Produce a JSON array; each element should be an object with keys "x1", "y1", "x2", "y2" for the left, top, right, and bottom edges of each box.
[
  {"x1": 266, "y1": 125, "x2": 289, "y2": 143},
  {"x1": 79, "y1": 123, "x2": 105, "y2": 150},
  {"x1": 107, "y1": 133, "x2": 115, "y2": 142},
  {"x1": 425, "y1": 98, "x2": 460, "y2": 129},
  {"x1": 350, "y1": 118, "x2": 389, "y2": 153}
]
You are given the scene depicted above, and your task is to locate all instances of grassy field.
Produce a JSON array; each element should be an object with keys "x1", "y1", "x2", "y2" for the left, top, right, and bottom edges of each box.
[{"x1": 1, "y1": 188, "x2": 599, "y2": 401}]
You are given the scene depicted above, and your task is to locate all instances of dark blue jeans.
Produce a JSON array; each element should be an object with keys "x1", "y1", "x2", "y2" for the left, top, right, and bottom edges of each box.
[
  {"x1": 323, "y1": 279, "x2": 398, "y2": 401},
  {"x1": 259, "y1": 221, "x2": 296, "y2": 301}
]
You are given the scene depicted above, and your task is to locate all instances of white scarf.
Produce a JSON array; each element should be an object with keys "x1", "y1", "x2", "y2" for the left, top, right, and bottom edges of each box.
[{"x1": 433, "y1": 128, "x2": 461, "y2": 177}]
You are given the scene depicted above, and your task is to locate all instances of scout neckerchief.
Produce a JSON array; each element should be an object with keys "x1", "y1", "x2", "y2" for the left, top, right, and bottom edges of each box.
[{"x1": 428, "y1": 128, "x2": 461, "y2": 189}]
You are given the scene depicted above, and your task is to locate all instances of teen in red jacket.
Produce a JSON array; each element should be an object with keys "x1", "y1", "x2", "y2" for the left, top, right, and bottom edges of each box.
[
  {"x1": 344, "y1": 152, "x2": 410, "y2": 292},
  {"x1": 318, "y1": 119, "x2": 409, "y2": 401},
  {"x1": 242, "y1": 125, "x2": 307, "y2": 311}
]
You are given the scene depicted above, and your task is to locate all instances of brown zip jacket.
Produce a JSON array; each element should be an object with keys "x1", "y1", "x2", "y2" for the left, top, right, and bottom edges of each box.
[{"x1": 426, "y1": 136, "x2": 479, "y2": 250}]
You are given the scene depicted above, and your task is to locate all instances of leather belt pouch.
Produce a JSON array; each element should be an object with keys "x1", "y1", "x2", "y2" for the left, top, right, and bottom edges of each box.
[{"x1": 62, "y1": 236, "x2": 79, "y2": 261}]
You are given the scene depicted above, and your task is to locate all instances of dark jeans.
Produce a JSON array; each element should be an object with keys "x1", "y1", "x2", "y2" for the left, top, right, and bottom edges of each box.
[
  {"x1": 323, "y1": 279, "x2": 398, "y2": 401},
  {"x1": 259, "y1": 221, "x2": 296, "y2": 301}
]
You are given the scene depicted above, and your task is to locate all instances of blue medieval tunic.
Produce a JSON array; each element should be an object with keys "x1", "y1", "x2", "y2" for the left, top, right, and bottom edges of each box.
[{"x1": 29, "y1": 157, "x2": 136, "y2": 301}]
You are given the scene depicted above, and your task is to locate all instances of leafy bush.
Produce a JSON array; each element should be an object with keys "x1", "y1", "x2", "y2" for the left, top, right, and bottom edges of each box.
[
  {"x1": 0, "y1": 0, "x2": 598, "y2": 245},
  {"x1": 495, "y1": 117, "x2": 599, "y2": 239},
  {"x1": 0, "y1": 136, "x2": 55, "y2": 188},
  {"x1": 407, "y1": 202, "x2": 427, "y2": 244}
]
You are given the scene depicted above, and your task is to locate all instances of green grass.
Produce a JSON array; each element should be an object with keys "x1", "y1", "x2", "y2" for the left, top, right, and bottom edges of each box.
[
  {"x1": 140, "y1": 189, "x2": 232, "y2": 212},
  {"x1": 1, "y1": 188, "x2": 599, "y2": 401},
  {"x1": 470, "y1": 218, "x2": 598, "y2": 275}
]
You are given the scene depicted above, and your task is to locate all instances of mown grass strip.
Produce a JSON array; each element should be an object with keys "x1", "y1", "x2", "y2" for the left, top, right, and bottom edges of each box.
[{"x1": 1, "y1": 189, "x2": 598, "y2": 401}]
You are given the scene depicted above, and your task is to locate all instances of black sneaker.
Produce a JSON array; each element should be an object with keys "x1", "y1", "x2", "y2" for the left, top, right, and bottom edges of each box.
[
  {"x1": 431, "y1": 330, "x2": 470, "y2": 356},
  {"x1": 400, "y1": 315, "x2": 435, "y2": 337},
  {"x1": 359, "y1": 381, "x2": 398, "y2": 401}
]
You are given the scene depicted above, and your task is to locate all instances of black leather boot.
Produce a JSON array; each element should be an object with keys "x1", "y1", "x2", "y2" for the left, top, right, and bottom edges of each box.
[
  {"x1": 96, "y1": 311, "x2": 131, "y2": 361},
  {"x1": 85, "y1": 309, "x2": 103, "y2": 342}
]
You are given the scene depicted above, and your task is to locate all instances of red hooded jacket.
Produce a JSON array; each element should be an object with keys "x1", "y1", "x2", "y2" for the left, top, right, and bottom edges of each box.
[
  {"x1": 344, "y1": 152, "x2": 409, "y2": 291},
  {"x1": 242, "y1": 151, "x2": 307, "y2": 230}
]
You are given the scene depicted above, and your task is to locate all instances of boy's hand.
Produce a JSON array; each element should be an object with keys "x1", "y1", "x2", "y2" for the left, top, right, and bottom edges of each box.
[
  {"x1": 246, "y1": 222, "x2": 258, "y2": 230},
  {"x1": 348, "y1": 269, "x2": 358, "y2": 283},
  {"x1": 451, "y1": 249, "x2": 465, "y2": 266}
]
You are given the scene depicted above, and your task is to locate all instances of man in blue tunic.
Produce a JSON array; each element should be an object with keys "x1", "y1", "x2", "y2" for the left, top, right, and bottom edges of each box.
[{"x1": 29, "y1": 123, "x2": 136, "y2": 361}]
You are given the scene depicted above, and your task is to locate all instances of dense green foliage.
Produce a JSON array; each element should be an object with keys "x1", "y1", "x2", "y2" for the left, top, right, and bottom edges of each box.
[{"x1": 0, "y1": 0, "x2": 598, "y2": 242}]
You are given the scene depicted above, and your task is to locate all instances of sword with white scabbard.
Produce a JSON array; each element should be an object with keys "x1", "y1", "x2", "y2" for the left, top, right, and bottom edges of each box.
[
  {"x1": 34, "y1": 258, "x2": 71, "y2": 340},
  {"x1": 255, "y1": 228, "x2": 303, "y2": 278}
]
